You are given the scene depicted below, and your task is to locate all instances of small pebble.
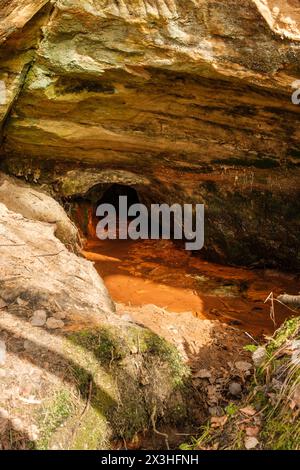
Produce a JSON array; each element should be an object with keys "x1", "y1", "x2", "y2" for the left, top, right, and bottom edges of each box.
[
  {"x1": 30, "y1": 310, "x2": 47, "y2": 327},
  {"x1": 46, "y1": 317, "x2": 64, "y2": 329},
  {"x1": 52, "y1": 311, "x2": 66, "y2": 320}
]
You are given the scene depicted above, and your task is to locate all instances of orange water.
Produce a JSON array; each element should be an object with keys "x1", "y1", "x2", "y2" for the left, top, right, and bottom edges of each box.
[{"x1": 82, "y1": 232, "x2": 299, "y2": 337}]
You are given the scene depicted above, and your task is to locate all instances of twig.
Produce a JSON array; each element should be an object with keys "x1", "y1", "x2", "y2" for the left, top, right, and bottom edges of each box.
[
  {"x1": 274, "y1": 297, "x2": 299, "y2": 315},
  {"x1": 244, "y1": 331, "x2": 259, "y2": 345},
  {"x1": 264, "y1": 292, "x2": 276, "y2": 327}
]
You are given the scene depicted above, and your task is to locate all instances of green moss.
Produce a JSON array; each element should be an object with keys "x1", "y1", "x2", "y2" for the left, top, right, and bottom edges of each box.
[
  {"x1": 225, "y1": 403, "x2": 239, "y2": 417},
  {"x1": 139, "y1": 330, "x2": 189, "y2": 386},
  {"x1": 111, "y1": 398, "x2": 148, "y2": 441},
  {"x1": 261, "y1": 411, "x2": 300, "y2": 450},
  {"x1": 37, "y1": 390, "x2": 74, "y2": 450},
  {"x1": 69, "y1": 328, "x2": 130, "y2": 365},
  {"x1": 70, "y1": 407, "x2": 109, "y2": 450},
  {"x1": 66, "y1": 325, "x2": 190, "y2": 444},
  {"x1": 243, "y1": 344, "x2": 258, "y2": 353},
  {"x1": 267, "y1": 317, "x2": 300, "y2": 354}
]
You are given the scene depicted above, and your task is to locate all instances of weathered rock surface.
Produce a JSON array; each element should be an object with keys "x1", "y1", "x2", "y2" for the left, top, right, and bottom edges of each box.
[
  {"x1": 0, "y1": 172, "x2": 78, "y2": 248},
  {"x1": 0, "y1": 201, "x2": 191, "y2": 449},
  {"x1": 0, "y1": 202, "x2": 113, "y2": 320},
  {"x1": 0, "y1": 1, "x2": 300, "y2": 268}
]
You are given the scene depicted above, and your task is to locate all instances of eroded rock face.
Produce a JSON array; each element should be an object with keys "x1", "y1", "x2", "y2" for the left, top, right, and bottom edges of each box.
[
  {"x1": 0, "y1": 171, "x2": 78, "y2": 248},
  {"x1": 0, "y1": 201, "x2": 192, "y2": 449},
  {"x1": 0, "y1": 1, "x2": 300, "y2": 269},
  {"x1": 0, "y1": 202, "x2": 114, "y2": 320}
]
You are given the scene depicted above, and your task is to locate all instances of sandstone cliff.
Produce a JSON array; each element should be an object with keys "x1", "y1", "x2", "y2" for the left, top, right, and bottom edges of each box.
[{"x1": 0, "y1": 0, "x2": 300, "y2": 268}]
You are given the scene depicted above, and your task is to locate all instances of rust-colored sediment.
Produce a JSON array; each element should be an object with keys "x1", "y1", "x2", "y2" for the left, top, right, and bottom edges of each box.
[{"x1": 82, "y1": 233, "x2": 299, "y2": 337}]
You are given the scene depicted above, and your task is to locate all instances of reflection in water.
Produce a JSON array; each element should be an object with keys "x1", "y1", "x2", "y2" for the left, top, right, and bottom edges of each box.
[{"x1": 74, "y1": 202, "x2": 299, "y2": 338}]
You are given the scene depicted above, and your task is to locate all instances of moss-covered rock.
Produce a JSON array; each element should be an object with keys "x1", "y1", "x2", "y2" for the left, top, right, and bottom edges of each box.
[{"x1": 33, "y1": 323, "x2": 191, "y2": 450}]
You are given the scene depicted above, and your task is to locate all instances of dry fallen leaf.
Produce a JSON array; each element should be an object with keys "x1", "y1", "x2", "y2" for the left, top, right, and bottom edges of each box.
[
  {"x1": 244, "y1": 436, "x2": 259, "y2": 449},
  {"x1": 211, "y1": 415, "x2": 228, "y2": 428},
  {"x1": 240, "y1": 406, "x2": 257, "y2": 416},
  {"x1": 245, "y1": 426, "x2": 260, "y2": 437}
]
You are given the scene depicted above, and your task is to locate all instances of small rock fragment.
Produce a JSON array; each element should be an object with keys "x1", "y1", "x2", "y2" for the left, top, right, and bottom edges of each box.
[
  {"x1": 252, "y1": 347, "x2": 266, "y2": 367},
  {"x1": 30, "y1": 310, "x2": 47, "y2": 327},
  {"x1": 52, "y1": 311, "x2": 66, "y2": 320},
  {"x1": 229, "y1": 381, "x2": 242, "y2": 396},
  {"x1": 46, "y1": 317, "x2": 64, "y2": 329},
  {"x1": 0, "y1": 340, "x2": 6, "y2": 366},
  {"x1": 244, "y1": 436, "x2": 259, "y2": 449}
]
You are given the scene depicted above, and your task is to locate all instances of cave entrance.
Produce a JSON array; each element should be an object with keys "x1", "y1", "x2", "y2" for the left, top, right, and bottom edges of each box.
[
  {"x1": 97, "y1": 183, "x2": 140, "y2": 215},
  {"x1": 69, "y1": 183, "x2": 142, "y2": 239},
  {"x1": 69, "y1": 181, "x2": 296, "y2": 339},
  {"x1": 94, "y1": 183, "x2": 142, "y2": 239}
]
